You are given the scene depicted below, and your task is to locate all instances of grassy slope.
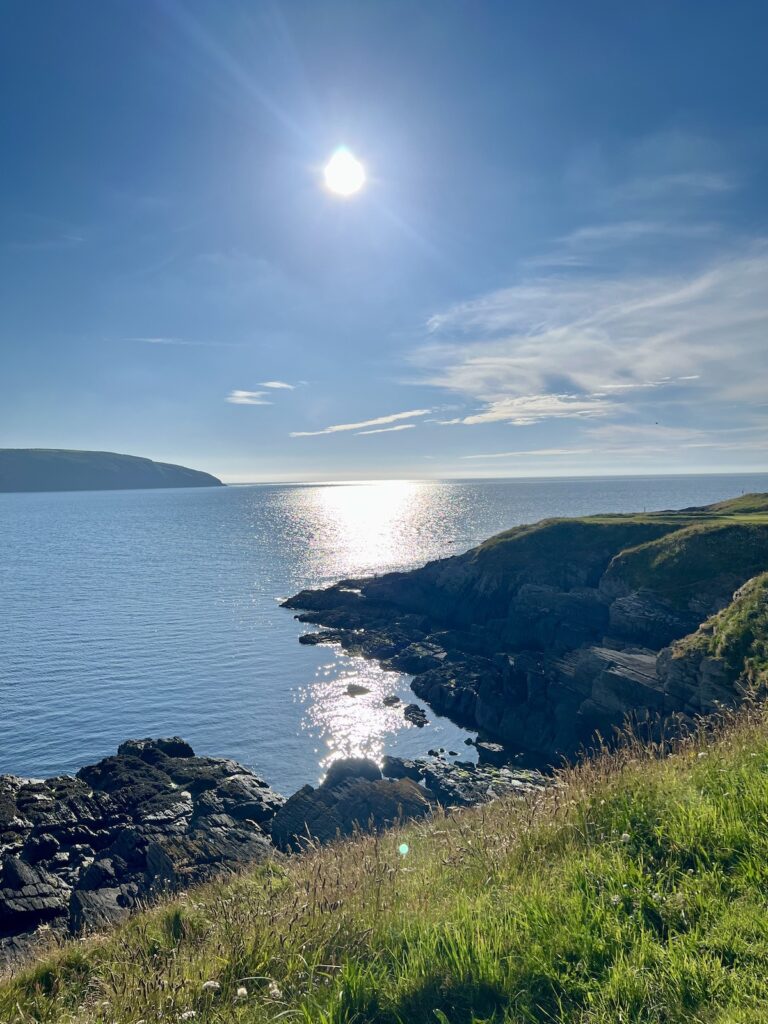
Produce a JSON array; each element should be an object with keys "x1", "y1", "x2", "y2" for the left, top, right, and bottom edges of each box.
[
  {"x1": 603, "y1": 523, "x2": 768, "y2": 609},
  {"x1": 673, "y1": 573, "x2": 768, "y2": 683},
  {"x1": 7, "y1": 707, "x2": 768, "y2": 1023},
  {"x1": 462, "y1": 495, "x2": 768, "y2": 613}
]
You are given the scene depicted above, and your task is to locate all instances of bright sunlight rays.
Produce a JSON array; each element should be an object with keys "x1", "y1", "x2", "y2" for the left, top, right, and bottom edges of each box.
[{"x1": 323, "y1": 146, "x2": 366, "y2": 196}]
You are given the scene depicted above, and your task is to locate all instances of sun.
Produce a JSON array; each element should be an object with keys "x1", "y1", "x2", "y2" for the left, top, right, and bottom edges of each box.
[{"x1": 323, "y1": 147, "x2": 366, "y2": 197}]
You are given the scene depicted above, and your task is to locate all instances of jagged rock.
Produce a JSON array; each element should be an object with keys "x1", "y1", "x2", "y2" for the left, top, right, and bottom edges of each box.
[
  {"x1": 422, "y1": 760, "x2": 553, "y2": 807},
  {"x1": 346, "y1": 683, "x2": 370, "y2": 696},
  {"x1": 0, "y1": 739, "x2": 284, "y2": 955},
  {"x1": 380, "y1": 755, "x2": 554, "y2": 808},
  {"x1": 475, "y1": 741, "x2": 510, "y2": 767},
  {"x1": 299, "y1": 630, "x2": 343, "y2": 646},
  {"x1": 381, "y1": 755, "x2": 424, "y2": 782},
  {"x1": 117, "y1": 736, "x2": 195, "y2": 760},
  {"x1": 0, "y1": 857, "x2": 70, "y2": 931},
  {"x1": 386, "y1": 642, "x2": 446, "y2": 674},
  {"x1": 383, "y1": 694, "x2": 401, "y2": 706},
  {"x1": 270, "y1": 761, "x2": 430, "y2": 851},
  {"x1": 69, "y1": 886, "x2": 136, "y2": 932},
  {"x1": 403, "y1": 704, "x2": 429, "y2": 727},
  {"x1": 606, "y1": 592, "x2": 698, "y2": 649},
  {"x1": 323, "y1": 758, "x2": 382, "y2": 788}
]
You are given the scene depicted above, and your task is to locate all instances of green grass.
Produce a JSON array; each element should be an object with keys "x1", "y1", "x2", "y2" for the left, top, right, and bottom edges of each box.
[
  {"x1": 603, "y1": 523, "x2": 768, "y2": 609},
  {"x1": 673, "y1": 573, "x2": 768, "y2": 684},
  {"x1": 469, "y1": 494, "x2": 768, "y2": 600},
  {"x1": 8, "y1": 705, "x2": 768, "y2": 1023}
]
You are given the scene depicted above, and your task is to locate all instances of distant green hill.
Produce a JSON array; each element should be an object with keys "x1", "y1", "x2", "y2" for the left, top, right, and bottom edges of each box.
[{"x1": 0, "y1": 449, "x2": 223, "y2": 493}]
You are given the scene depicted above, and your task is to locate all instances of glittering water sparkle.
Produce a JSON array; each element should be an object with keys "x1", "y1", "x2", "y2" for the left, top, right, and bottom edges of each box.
[{"x1": 2, "y1": 474, "x2": 766, "y2": 792}]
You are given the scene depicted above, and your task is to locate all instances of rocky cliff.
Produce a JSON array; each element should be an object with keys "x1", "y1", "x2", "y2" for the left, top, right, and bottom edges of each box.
[{"x1": 284, "y1": 494, "x2": 768, "y2": 762}]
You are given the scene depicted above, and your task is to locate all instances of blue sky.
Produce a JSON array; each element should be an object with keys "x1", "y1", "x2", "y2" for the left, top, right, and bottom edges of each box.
[{"x1": 1, "y1": 1, "x2": 767, "y2": 482}]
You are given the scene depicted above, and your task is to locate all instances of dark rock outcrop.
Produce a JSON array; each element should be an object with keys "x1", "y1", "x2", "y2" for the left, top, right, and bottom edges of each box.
[
  {"x1": 284, "y1": 497, "x2": 768, "y2": 763},
  {"x1": 403, "y1": 704, "x2": 429, "y2": 727},
  {"x1": 0, "y1": 739, "x2": 283, "y2": 958},
  {"x1": 270, "y1": 759, "x2": 431, "y2": 851},
  {"x1": 381, "y1": 755, "x2": 555, "y2": 807}
]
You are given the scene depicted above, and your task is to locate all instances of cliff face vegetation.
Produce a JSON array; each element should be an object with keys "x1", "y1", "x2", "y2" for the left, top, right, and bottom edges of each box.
[{"x1": 285, "y1": 494, "x2": 768, "y2": 761}]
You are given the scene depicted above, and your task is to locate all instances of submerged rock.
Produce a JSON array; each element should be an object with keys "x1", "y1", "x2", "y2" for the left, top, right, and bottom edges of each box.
[{"x1": 346, "y1": 683, "x2": 371, "y2": 697}]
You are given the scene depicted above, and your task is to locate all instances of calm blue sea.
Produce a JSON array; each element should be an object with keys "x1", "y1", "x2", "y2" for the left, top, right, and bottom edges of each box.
[{"x1": 1, "y1": 474, "x2": 766, "y2": 794}]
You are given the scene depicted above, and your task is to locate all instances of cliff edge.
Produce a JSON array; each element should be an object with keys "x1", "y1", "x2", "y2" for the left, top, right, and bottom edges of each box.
[{"x1": 285, "y1": 494, "x2": 768, "y2": 760}]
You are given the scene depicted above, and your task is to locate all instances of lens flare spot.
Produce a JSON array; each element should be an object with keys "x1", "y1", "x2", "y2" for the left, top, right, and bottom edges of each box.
[{"x1": 398, "y1": 843, "x2": 410, "y2": 856}]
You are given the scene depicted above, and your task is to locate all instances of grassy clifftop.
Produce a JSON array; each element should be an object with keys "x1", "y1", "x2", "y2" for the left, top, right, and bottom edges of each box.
[
  {"x1": 7, "y1": 706, "x2": 768, "y2": 1023},
  {"x1": 673, "y1": 572, "x2": 768, "y2": 685},
  {"x1": 603, "y1": 522, "x2": 768, "y2": 610}
]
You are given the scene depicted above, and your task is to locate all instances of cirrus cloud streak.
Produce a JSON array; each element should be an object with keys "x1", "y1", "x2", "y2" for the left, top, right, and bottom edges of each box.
[{"x1": 291, "y1": 409, "x2": 431, "y2": 438}]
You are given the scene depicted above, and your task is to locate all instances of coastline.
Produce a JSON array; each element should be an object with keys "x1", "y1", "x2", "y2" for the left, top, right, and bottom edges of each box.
[{"x1": 3, "y1": 490, "x2": 767, "y2": 962}]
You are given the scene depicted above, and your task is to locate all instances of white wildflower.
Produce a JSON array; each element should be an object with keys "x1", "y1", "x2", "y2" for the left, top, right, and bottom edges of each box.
[
  {"x1": 236, "y1": 986, "x2": 248, "y2": 998},
  {"x1": 180, "y1": 1013, "x2": 197, "y2": 1021},
  {"x1": 202, "y1": 980, "x2": 221, "y2": 993},
  {"x1": 620, "y1": 832, "x2": 631, "y2": 843},
  {"x1": 697, "y1": 752, "x2": 707, "y2": 759},
  {"x1": 269, "y1": 981, "x2": 283, "y2": 999}
]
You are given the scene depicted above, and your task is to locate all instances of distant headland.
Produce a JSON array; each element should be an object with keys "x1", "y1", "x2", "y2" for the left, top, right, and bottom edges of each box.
[{"x1": 0, "y1": 449, "x2": 223, "y2": 493}]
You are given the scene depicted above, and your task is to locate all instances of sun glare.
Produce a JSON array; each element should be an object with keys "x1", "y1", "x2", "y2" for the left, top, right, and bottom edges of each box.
[{"x1": 323, "y1": 147, "x2": 366, "y2": 197}]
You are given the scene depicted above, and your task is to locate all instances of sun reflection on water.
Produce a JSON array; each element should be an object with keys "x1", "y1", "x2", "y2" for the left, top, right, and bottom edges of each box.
[
  {"x1": 285, "y1": 480, "x2": 478, "y2": 780},
  {"x1": 288, "y1": 479, "x2": 450, "y2": 580},
  {"x1": 300, "y1": 657, "x2": 416, "y2": 774}
]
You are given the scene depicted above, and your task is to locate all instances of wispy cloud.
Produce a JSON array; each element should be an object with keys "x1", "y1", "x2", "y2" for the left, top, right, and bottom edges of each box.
[
  {"x1": 462, "y1": 447, "x2": 594, "y2": 460},
  {"x1": 291, "y1": 409, "x2": 431, "y2": 438},
  {"x1": 523, "y1": 221, "x2": 720, "y2": 270},
  {"x1": 356, "y1": 424, "x2": 415, "y2": 435},
  {"x1": 613, "y1": 171, "x2": 735, "y2": 203},
  {"x1": 461, "y1": 437, "x2": 768, "y2": 461},
  {"x1": 259, "y1": 380, "x2": 295, "y2": 389},
  {"x1": 226, "y1": 390, "x2": 272, "y2": 405},
  {"x1": 441, "y1": 394, "x2": 615, "y2": 426},
  {"x1": 416, "y1": 241, "x2": 768, "y2": 429}
]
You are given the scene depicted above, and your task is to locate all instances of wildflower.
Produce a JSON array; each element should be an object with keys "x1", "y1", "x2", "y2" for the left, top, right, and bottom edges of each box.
[
  {"x1": 236, "y1": 986, "x2": 248, "y2": 998},
  {"x1": 180, "y1": 1013, "x2": 197, "y2": 1021},
  {"x1": 697, "y1": 751, "x2": 707, "y2": 759},
  {"x1": 269, "y1": 981, "x2": 283, "y2": 999},
  {"x1": 620, "y1": 832, "x2": 631, "y2": 843},
  {"x1": 202, "y1": 980, "x2": 221, "y2": 993}
]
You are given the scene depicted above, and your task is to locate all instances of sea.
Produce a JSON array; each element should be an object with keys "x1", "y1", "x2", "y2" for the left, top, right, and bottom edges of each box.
[{"x1": 2, "y1": 473, "x2": 767, "y2": 795}]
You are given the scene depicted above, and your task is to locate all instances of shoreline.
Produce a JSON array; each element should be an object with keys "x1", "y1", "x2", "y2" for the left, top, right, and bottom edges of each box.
[{"x1": 0, "y1": 736, "x2": 547, "y2": 963}]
